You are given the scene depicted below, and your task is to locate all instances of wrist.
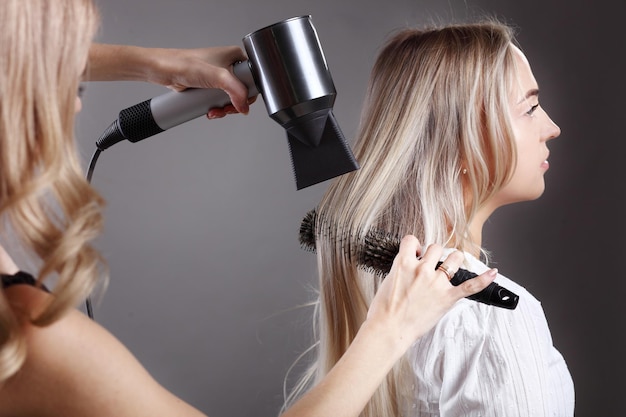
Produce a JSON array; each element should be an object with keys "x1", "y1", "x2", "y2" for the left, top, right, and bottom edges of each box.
[{"x1": 355, "y1": 318, "x2": 410, "y2": 367}]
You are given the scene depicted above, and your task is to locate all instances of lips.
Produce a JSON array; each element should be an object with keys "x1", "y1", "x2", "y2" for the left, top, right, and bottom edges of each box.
[
  {"x1": 541, "y1": 152, "x2": 550, "y2": 170},
  {"x1": 537, "y1": 149, "x2": 549, "y2": 170}
]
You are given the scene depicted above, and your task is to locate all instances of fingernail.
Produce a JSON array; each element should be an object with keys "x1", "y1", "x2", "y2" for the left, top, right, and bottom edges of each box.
[{"x1": 489, "y1": 268, "x2": 498, "y2": 276}]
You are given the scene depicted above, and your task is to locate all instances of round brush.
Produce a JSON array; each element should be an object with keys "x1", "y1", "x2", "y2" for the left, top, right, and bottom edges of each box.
[{"x1": 299, "y1": 209, "x2": 519, "y2": 309}]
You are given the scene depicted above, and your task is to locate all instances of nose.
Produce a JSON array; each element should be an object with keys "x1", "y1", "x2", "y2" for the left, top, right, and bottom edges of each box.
[{"x1": 543, "y1": 111, "x2": 561, "y2": 141}]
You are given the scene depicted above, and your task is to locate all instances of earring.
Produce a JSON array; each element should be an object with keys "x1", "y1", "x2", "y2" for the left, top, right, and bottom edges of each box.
[{"x1": 461, "y1": 168, "x2": 468, "y2": 175}]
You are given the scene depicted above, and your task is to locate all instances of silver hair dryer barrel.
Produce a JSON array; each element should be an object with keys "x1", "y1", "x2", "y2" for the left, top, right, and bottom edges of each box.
[
  {"x1": 96, "y1": 15, "x2": 359, "y2": 190},
  {"x1": 243, "y1": 16, "x2": 359, "y2": 189}
]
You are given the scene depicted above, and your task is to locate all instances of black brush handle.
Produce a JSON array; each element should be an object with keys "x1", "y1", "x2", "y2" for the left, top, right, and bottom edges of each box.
[{"x1": 436, "y1": 262, "x2": 518, "y2": 309}]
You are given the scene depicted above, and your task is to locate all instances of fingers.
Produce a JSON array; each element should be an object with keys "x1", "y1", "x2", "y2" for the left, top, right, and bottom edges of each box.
[
  {"x1": 435, "y1": 250, "x2": 465, "y2": 281},
  {"x1": 452, "y1": 268, "x2": 497, "y2": 299},
  {"x1": 417, "y1": 243, "x2": 446, "y2": 274},
  {"x1": 222, "y1": 45, "x2": 248, "y2": 66},
  {"x1": 177, "y1": 46, "x2": 252, "y2": 115},
  {"x1": 206, "y1": 96, "x2": 257, "y2": 120},
  {"x1": 393, "y1": 237, "x2": 499, "y2": 304},
  {"x1": 396, "y1": 235, "x2": 420, "y2": 261},
  {"x1": 214, "y1": 67, "x2": 250, "y2": 115},
  {"x1": 215, "y1": 46, "x2": 251, "y2": 115},
  {"x1": 416, "y1": 243, "x2": 498, "y2": 301}
]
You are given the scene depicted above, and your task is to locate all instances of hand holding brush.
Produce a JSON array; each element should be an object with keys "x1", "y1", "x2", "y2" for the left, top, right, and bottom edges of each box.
[{"x1": 299, "y1": 209, "x2": 519, "y2": 309}]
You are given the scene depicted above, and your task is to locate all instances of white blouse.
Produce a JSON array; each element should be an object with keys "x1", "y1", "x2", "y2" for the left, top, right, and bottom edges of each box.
[{"x1": 401, "y1": 253, "x2": 575, "y2": 416}]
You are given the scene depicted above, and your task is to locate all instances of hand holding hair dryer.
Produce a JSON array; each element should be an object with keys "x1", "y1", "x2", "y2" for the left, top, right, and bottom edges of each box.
[{"x1": 95, "y1": 16, "x2": 359, "y2": 189}]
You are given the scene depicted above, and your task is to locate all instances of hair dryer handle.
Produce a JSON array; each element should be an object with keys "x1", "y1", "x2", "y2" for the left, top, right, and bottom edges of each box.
[{"x1": 149, "y1": 61, "x2": 258, "y2": 131}]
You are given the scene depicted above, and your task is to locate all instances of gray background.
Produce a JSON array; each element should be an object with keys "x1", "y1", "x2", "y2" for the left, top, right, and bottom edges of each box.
[{"x1": 76, "y1": 0, "x2": 624, "y2": 415}]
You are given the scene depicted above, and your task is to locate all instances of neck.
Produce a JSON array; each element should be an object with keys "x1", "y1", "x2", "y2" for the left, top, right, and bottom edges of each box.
[{"x1": 468, "y1": 202, "x2": 498, "y2": 256}]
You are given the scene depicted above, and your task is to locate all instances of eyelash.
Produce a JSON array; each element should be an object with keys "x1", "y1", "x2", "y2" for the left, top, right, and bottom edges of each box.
[{"x1": 526, "y1": 103, "x2": 540, "y2": 116}]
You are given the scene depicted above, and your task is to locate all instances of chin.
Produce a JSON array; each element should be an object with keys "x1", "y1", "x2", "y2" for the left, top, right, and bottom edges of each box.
[{"x1": 527, "y1": 186, "x2": 546, "y2": 202}]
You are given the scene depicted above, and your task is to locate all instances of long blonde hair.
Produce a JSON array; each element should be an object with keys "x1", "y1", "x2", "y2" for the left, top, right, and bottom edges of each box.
[
  {"x1": 0, "y1": 0, "x2": 103, "y2": 382},
  {"x1": 285, "y1": 21, "x2": 519, "y2": 417}
]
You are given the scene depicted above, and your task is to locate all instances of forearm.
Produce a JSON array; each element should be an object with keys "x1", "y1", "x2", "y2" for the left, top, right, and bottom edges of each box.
[
  {"x1": 84, "y1": 43, "x2": 250, "y2": 114},
  {"x1": 280, "y1": 320, "x2": 406, "y2": 417},
  {"x1": 85, "y1": 43, "x2": 158, "y2": 82}
]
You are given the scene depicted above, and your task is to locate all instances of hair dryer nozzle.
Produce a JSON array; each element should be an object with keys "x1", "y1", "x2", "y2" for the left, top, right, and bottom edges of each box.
[{"x1": 287, "y1": 110, "x2": 359, "y2": 189}]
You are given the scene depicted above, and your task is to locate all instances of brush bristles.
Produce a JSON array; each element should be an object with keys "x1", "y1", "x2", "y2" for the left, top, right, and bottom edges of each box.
[
  {"x1": 299, "y1": 209, "x2": 480, "y2": 281},
  {"x1": 360, "y1": 231, "x2": 399, "y2": 276},
  {"x1": 299, "y1": 209, "x2": 317, "y2": 253},
  {"x1": 299, "y1": 209, "x2": 398, "y2": 277}
]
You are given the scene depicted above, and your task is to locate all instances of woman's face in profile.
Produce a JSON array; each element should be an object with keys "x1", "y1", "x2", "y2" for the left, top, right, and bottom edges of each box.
[{"x1": 493, "y1": 46, "x2": 561, "y2": 207}]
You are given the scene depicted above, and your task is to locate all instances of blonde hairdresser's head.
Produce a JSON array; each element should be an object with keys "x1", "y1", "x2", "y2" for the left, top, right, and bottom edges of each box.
[
  {"x1": 293, "y1": 21, "x2": 520, "y2": 417},
  {"x1": 0, "y1": 0, "x2": 103, "y2": 382}
]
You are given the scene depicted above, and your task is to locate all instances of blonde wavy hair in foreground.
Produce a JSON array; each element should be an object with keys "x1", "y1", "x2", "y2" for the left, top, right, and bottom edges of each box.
[
  {"x1": 0, "y1": 0, "x2": 104, "y2": 383},
  {"x1": 283, "y1": 21, "x2": 519, "y2": 417}
]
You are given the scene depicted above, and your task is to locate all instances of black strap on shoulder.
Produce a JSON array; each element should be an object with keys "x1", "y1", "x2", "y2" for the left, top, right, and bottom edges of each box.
[{"x1": 1, "y1": 271, "x2": 40, "y2": 289}]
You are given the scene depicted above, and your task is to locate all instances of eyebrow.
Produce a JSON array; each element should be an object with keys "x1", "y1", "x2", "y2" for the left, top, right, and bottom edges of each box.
[{"x1": 517, "y1": 88, "x2": 540, "y2": 104}]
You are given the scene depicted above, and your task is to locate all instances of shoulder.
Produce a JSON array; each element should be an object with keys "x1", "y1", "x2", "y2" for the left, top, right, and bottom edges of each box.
[
  {"x1": 0, "y1": 285, "x2": 206, "y2": 417},
  {"x1": 0, "y1": 284, "x2": 129, "y2": 416},
  {"x1": 408, "y1": 252, "x2": 542, "y2": 356}
]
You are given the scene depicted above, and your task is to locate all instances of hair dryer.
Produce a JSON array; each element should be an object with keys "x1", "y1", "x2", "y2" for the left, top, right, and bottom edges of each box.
[{"x1": 95, "y1": 15, "x2": 359, "y2": 189}]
